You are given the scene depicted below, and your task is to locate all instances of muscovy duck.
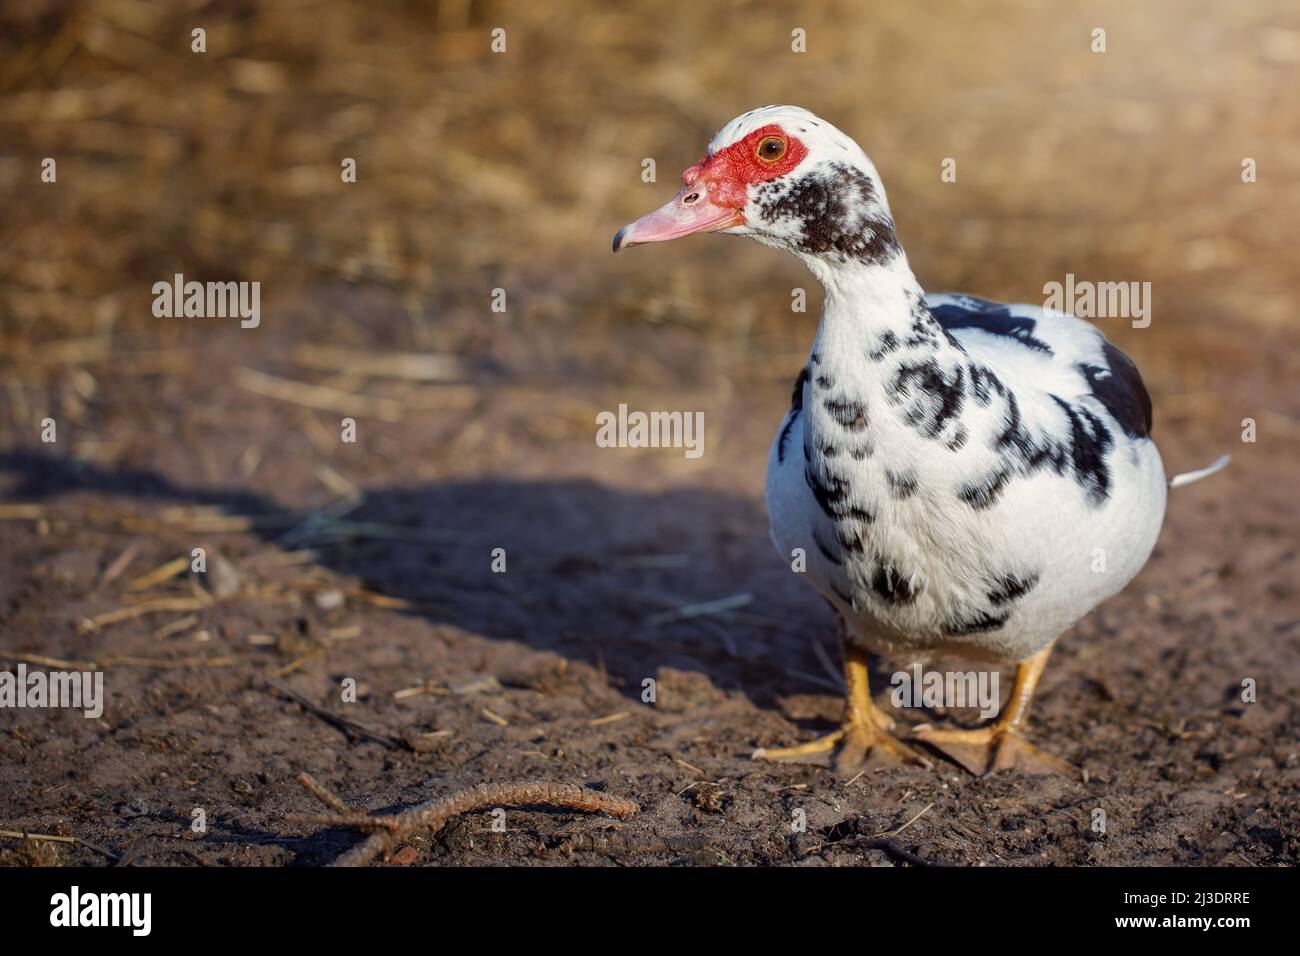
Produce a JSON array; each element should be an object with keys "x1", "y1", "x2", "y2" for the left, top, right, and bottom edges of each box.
[{"x1": 614, "y1": 106, "x2": 1226, "y2": 775}]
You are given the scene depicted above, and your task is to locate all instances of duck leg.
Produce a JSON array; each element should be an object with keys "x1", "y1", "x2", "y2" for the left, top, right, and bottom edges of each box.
[
  {"x1": 753, "y1": 619, "x2": 931, "y2": 774},
  {"x1": 911, "y1": 645, "x2": 1074, "y2": 776}
]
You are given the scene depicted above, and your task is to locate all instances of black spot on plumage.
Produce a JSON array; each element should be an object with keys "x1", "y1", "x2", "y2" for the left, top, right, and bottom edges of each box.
[
  {"x1": 812, "y1": 528, "x2": 842, "y2": 565},
  {"x1": 868, "y1": 331, "x2": 899, "y2": 361},
  {"x1": 835, "y1": 527, "x2": 868, "y2": 552},
  {"x1": 971, "y1": 388, "x2": 1115, "y2": 510},
  {"x1": 891, "y1": 360, "x2": 965, "y2": 440},
  {"x1": 968, "y1": 363, "x2": 1005, "y2": 405},
  {"x1": 959, "y1": 466, "x2": 1013, "y2": 510},
  {"x1": 824, "y1": 396, "x2": 868, "y2": 431},
  {"x1": 790, "y1": 366, "x2": 810, "y2": 406},
  {"x1": 777, "y1": 420, "x2": 797, "y2": 465},
  {"x1": 758, "y1": 162, "x2": 900, "y2": 265},
  {"x1": 777, "y1": 366, "x2": 809, "y2": 464},
  {"x1": 804, "y1": 466, "x2": 874, "y2": 523},
  {"x1": 1080, "y1": 341, "x2": 1153, "y2": 438},
  {"x1": 871, "y1": 564, "x2": 919, "y2": 605},
  {"x1": 932, "y1": 303, "x2": 1054, "y2": 355},
  {"x1": 815, "y1": 374, "x2": 833, "y2": 389},
  {"x1": 803, "y1": 463, "x2": 840, "y2": 517},
  {"x1": 987, "y1": 572, "x2": 1040, "y2": 607},
  {"x1": 944, "y1": 609, "x2": 1010, "y2": 636},
  {"x1": 993, "y1": 393, "x2": 1045, "y2": 466},
  {"x1": 1050, "y1": 395, "x2": 1113, "y2": 504},
  {"x1": 886, "y1": 470, "x2": 918, "y2": 499},
  {"x1": 904, "y1": 306, "x2": 942, "y2": 349}
]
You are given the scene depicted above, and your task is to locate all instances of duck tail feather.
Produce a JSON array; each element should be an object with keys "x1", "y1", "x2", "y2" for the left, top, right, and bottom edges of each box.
[{"x1": 1168, "y1": 453, "x2": 1231, "y2": 489}]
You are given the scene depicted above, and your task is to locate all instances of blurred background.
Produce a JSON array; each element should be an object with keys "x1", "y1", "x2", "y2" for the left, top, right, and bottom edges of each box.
[
  {"x1": 2, "y1": 0, "x2": 1298, "y2": 473},
  {"x1": 0, "y1": 1, "x2": 1297, "y2": 865}
]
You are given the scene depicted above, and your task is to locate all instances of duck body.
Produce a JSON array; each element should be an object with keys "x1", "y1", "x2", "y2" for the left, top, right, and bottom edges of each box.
[
  {"x1": 766, "y1": 285, "x2": 1166, "y2": 664},
  {"x1": 615, "y1": 104, "x2": 1182, "y2": 773}
]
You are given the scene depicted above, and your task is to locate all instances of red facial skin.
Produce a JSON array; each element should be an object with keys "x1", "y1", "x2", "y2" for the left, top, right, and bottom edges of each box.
[
  {"x1": 611, "y1": 123, "x2": 810, "y2": 251},
  {"x1": 681, "y1": 124, "x2": 810, "y2": 220}
]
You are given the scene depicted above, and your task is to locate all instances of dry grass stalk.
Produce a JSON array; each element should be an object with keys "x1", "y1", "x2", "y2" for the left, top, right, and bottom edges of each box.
[
  {"x1": 125, "y1": 554, "x2": 190, "y2": 592},
  {"x1": 291, "y1": 344, "x2": 467, "y2": 382},
  {"x1": 234, "y1": 367, "x2": 404, "y2": 422},
  {"x1": 94, "y1": 542, "x2": 141, "y2": 590},
  {"x1": 0, "y1": 505, "x2": 46, "y2": 520},
  {"x1": 78, "y1": 595, "x2": 212, "y2": 633},
  {"x1": 3, "y1": 651, "x2": 237, "y2": 670},
  {"x1": 152, "y1": 614, "x2": 199, "y2": 640},
  {"x1": 646, "y1": 592, "x2": 752, "y2": 626}
]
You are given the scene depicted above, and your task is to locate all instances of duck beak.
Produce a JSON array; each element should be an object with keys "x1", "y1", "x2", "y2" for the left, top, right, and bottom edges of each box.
[{"x1": 612, "y1": 186, "x2": 743, "y2": 252}]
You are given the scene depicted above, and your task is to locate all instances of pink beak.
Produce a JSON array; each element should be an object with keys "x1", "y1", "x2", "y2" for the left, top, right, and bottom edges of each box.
[{"x1": 612, "y1": 184, "x2": 743, "y2": 252}]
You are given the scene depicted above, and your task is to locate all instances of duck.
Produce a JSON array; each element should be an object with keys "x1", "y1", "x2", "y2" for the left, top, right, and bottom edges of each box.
[{"x1": 613, "y1": 105, "x2": 1227, "y2": 775}]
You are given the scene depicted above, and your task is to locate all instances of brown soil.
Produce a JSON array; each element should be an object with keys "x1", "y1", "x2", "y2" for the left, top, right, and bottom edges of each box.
[{"x1": 1, "y1": 0, "x2": 1298, "y2": 866}]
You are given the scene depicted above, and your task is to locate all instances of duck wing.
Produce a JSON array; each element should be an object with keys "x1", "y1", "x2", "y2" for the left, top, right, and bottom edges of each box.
[{"x1": 927, "y1": 292, "x2": 1153, "y2": 440}]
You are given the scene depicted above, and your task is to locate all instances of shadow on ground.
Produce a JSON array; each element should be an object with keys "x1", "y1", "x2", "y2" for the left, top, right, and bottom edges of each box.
[{"x1": 0, "y1": 447, "x2": 839, "y2": 708}]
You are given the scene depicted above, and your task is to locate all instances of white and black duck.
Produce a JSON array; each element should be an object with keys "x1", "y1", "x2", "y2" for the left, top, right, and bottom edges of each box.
[{"x1": 614, "y1": 105, "x2": 1226, "y2": 774}]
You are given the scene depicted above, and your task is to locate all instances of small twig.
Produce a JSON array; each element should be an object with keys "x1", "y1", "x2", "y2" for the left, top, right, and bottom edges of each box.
[
  {"x1": 842, "y1": 769, "x2": 868, "y2": 789},
  {"x1": 2, "y1": 651, "x2": 237, "y2": 670},
  {"x1": 290, "y1": 780, "x2": 639, "y2": 867},
  {"x1": 889, "y1": 801, "x2": 934, "y2": 836},
  {"x1": 75, "y1": 838, "x2": 125, "y2": 863},
  {"x1": 153, "y1": 614, "x2": 199, "y2": 640},
  {"x1": 0, "y1": 829, "x2": 122, "y2": 863},
  {"x1": 264, "y1": 679, "x2": 411, "y2": 751},
  {"x1": 814, "y1": 801, "x2": 939, "y2": 866},
  {"x1": 645, "y1": 592, "x2": 751, "y2": 627},
  {"x1": 78, "y1": 595, "x2": 212, "y2": 634},
  {"x1": 0, "y1": 828, "x2": 74, "y2": 844},
  {"x1": 95, "y1": 542, "x2": 141, "y2": 590},
  {"x1": 837, "y1": 835, "x2": 937, "y2": 867},
  {"x1": 672, "y1": 757, "x2": 705, "y2": 776},
  {"x1": 125, "y1": 554, "x2": 189, "y2": 592},
  {"x1": 296, "y1": 773, "x2": 354, "y2": 815},
  {"x1": 289, "y1": 344, "x2": 467, "y2": 382}
]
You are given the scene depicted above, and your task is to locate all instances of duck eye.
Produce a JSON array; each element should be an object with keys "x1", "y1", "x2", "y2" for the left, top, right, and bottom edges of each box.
[{"x1": 757, "y1": 136, "x2": 787, "y2": 163}]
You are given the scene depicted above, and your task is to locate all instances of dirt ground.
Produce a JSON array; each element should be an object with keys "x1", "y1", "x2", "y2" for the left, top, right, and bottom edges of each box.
[{"x1": 1, "y1": 1, "x2": 1298, "y2": 866}]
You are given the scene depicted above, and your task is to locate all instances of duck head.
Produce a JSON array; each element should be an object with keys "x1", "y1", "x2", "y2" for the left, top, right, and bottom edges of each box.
[{"x1": 613, "y1": 106, "x2": 901, "y2": 273}]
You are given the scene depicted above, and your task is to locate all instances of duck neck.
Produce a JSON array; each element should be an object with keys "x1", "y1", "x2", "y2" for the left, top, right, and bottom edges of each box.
[
  {"x1": 802, "y1": 251, "x2": 972, "y2": 463},
  {"x1": 807, "y1": 251, "x2": 957, "y2": 368}
]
